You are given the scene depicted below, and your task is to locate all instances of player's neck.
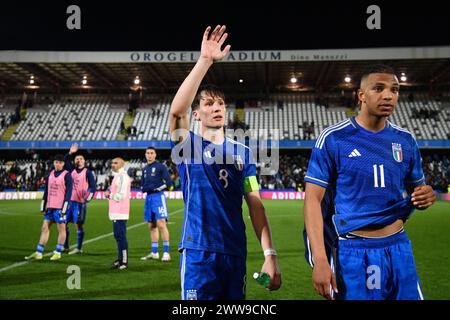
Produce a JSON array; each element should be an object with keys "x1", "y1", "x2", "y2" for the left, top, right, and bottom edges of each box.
[
  {"x1": 201, "y1": 126, "x2": 225, "y2": 145},
  {"x1": 147, "y1": 160, "x2": 155, "y2": 165},
  {"x1": 355, "y1": 113, "x2": 387, "y2": 132}
]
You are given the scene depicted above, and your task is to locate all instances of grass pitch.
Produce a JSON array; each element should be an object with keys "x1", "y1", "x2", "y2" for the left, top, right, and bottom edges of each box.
[{"x1": 0, "y1": 199, "x2": 449, "y2": 300}]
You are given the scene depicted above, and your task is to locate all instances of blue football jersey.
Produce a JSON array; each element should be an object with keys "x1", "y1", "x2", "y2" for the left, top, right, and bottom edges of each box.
[
  {"x1": 142, "y1": 161, "x2": 172, "y2": 193},
  {"x1": 305, "y1": 116, "x2": 425, "y2": 235},
  {"x1": 171, "y1": 131, "x2": 257, "y2": 258}
]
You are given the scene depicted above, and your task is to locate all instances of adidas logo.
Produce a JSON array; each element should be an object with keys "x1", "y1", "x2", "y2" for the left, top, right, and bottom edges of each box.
[{"x1": 348, "y1": 149, "x2": 361, "y2": 158}]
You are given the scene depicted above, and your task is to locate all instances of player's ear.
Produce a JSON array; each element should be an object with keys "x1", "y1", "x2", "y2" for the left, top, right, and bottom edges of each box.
[
  {"x1": 357, "y1": 89, "x2": 365, "y2": 103},
  {"x1": 192, "y1": 110, "x2": 200, "y2": 121}
]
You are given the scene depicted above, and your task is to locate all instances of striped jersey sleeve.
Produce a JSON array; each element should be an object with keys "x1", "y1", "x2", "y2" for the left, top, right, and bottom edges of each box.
[
  {"x1": 406, "y1": 132, "x2": 425, "y2": 186},
  {"x1": 304, "y1": 121, "x2": 349, "y2": 188}
]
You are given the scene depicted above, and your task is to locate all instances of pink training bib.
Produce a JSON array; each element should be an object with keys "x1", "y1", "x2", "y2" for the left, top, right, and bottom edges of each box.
[
  {"x1": 47, "y1": 170, "x2": 68, "y2": 209},
  {"x1": 71, "y1": 168, "x2": 89, "y2": 203}
]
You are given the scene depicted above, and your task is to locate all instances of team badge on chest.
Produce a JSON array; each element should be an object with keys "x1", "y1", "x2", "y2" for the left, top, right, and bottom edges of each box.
[
  {"x1": 233, "y1": 155, "x2": 244, "y2": 171},
  {"x1": 392, "y1": 143, "x2": 403, "y2": 162}
]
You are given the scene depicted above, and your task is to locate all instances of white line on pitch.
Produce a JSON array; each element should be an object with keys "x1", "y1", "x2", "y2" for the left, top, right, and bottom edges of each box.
[{"x1": 0, "y1": 208, "x2": 183, "y2": 273}]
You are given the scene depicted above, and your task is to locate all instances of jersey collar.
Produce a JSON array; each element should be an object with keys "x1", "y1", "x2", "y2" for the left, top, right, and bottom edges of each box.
[{"x1": 350, "y1": 116, "x2": 390, "y2": 135}]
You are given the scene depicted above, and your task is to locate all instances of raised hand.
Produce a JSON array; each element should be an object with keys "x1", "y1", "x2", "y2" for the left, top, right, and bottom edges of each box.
[
  {"x1": 69, "y1": 143, "x2": 79, "y2": 155},
  {"x1": 200, "y1": 25, "x2": 231, "y2": 62}
]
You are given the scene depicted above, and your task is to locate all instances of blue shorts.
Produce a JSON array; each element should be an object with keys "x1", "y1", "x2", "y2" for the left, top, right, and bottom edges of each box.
[
  {"x1": 335, "y1": 230, "x2": 424, "y2": 300},
  {"x1": 66, "y1": 201, "x2": 87, "y2": 224},
  {"x1": 144, "y1": 192, "x2": 168, "y2": 222},
  {"x1": 44, "y1": 208, "x2": 67, "y2": 224},
  {"x1": 180, "y1": 249, "x2": 246, "y2": 300}
]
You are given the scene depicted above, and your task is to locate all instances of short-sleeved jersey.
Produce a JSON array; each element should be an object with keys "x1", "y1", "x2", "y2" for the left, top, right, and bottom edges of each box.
[
  {"x1": 305, "y1": 116, "x2": 425, "y2": 235},
  {"x1": 171, "y1": 131, "x2": 257, "y2": 258}
]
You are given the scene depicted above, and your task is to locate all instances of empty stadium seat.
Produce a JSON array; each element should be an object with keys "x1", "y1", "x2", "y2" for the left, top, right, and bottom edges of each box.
[
  {"x1": 5, "y1": 93, "x2": 449, "y2": 141},
  {"x1": 11, "y1": 95, "x2": 125, "y2": 141}
]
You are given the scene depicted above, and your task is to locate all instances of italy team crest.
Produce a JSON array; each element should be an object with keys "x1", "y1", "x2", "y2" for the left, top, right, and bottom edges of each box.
[
  {"x1": 392, "y1": 143, "x2": 403, "y2": 162},
  {"x1": 233, "y1": 155, "x2": 244, "y2": 171}
]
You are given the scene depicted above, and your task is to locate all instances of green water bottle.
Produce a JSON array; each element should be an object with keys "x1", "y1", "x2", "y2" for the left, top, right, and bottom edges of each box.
[{"x1": 253, "y1": 272, "x2": 270, "y2": 287}]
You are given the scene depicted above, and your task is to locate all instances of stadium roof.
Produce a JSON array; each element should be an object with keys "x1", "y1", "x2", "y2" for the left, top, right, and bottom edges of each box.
[
  {"x1": 1, "y1": 58, "x2": 449, "y2": 94},
  {"x1": 1, "y1": 1, "x2": 449, "y2": 94}
]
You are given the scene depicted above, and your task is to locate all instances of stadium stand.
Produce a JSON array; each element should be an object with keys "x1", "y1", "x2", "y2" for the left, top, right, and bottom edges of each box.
[
  {"x1": 244, "y1": 93, "x2": 450, "y2": 140},
  {"x1": 390, "y1": 93, "x2": 450, "y2": 140},
  {"x1": 0, "y1": 111, "x2": 14, "y2": 137},
  {"x1": 245, "y1": 94, "x2": 348, "y2": 140},
  {"x1": 129, "y1": 98, "x2": 235, "y2": 141},
  {"x1": 10, "y1": 95, "x2": 125, "y2": 141},
  {"x1": 128, "y1": 93, "x2": 450, "y2": 141},
  {"x1": 127, "y1": 98, "x2": 171, "y2": 141},
  {"x1": 1, "y1": 92, "x2": 449, "y2": 141},
  {"x1": 0, "y1": 96, "x2": 22, "y2": 138}
]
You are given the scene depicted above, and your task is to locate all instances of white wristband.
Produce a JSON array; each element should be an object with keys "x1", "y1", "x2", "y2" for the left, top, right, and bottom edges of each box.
[{"x1": 264, "y1": 248, "x2": 277, "y2": 257}]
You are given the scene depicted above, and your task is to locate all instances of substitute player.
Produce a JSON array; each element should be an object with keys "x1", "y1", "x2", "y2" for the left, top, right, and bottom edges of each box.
[
  {"x1": 25, "y1": 155, "x2": 73, "y2": 261},
  {"x1": 304, "y1": 64, "x2": 436, "y2": 300},
  {"x1": 63, "y1": 143, "x2": 96, "y2": 254},
  {"x1": 169, "y1": 25, "x2": 281, "y2": 300},
  {"x1": 140, "y1": 147, "x2": 172, "y2": 262},
  {"x1": 105, "y1": 157, "x2": 131, "y2": 270}
]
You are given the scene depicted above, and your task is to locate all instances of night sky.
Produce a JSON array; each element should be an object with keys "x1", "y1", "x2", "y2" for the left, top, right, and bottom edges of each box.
[{"x1": 0, "y1": 0, "x2": 448, "y2": 51}]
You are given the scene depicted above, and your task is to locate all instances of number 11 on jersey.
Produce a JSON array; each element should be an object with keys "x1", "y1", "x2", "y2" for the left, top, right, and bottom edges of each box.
[{"x1": 373, "y1": 164, "x2": 385, "y2": 188}]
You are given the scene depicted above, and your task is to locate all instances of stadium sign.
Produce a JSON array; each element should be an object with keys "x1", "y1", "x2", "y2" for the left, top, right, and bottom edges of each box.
[
  {"x1": 129, "y1": 51, "x2": 282, "y2": 62},
  {"x1": 0, "y1": 190, "x2": 307, "y2": 201},
  {"x1": 0, "y1": 192, "x2": 43, "y2": 200},
  {"x1": 1, "y1": 191, "x2": 449, "y2": 201},
  {"x1": 93, "y1": 191, "x2": 184, "y2": 200},
  {"x1": 1, "y1": 46, "x2": 449, "y2": 63},
  {"x1": 260, "y1": 191, "x2": 306, "y2": 200}
]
